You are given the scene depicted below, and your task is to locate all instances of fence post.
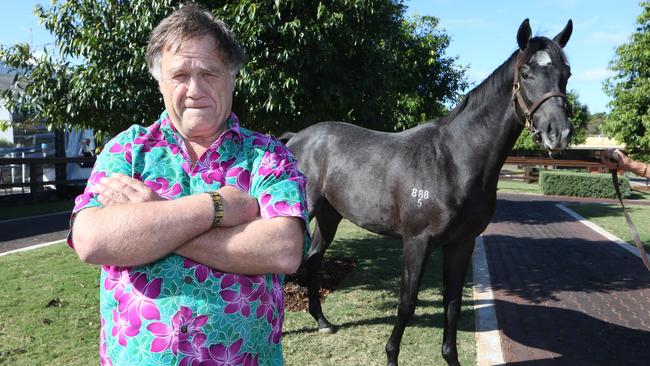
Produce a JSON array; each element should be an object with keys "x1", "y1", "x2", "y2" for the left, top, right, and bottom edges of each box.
[{"x1": 21, "y1": 152, "x2": 26, "y2": 194}]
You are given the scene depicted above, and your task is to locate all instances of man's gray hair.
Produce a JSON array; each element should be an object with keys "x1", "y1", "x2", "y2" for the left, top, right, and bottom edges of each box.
[{"x1": 146, "y1": 3, "x2": 248, "y2": 81}]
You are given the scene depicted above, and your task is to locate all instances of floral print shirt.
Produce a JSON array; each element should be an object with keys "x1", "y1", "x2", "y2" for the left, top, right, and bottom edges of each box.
[{"x1": 69, "y1": 112, "x2": 309, "y2": 366}]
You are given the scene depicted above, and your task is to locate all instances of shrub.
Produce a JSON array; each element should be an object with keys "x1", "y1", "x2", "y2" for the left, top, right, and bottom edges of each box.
[
  {"x1": 539, "y1": 170, "x2": 631, "y2": 199},
  {"x1": 0, "y1": 138, "x2": 14, "y2": 148}
]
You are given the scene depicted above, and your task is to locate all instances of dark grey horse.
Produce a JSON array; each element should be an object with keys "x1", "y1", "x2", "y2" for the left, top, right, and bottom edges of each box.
[{"x1": 284, "y1": 19, "x2": 573, "y2": 366}]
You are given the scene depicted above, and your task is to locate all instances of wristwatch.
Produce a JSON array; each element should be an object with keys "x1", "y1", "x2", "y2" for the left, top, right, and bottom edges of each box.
[{"x1": 208, "y1": 191, "x2": 223, "y2": 228}]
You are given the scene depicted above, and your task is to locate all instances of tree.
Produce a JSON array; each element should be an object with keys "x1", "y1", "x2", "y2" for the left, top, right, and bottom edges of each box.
[
  {"x1": 586, "y1": 112, "x2": 607, "y2": 135},
  {"x1": 602, "y1": 1, "x2": 650, "y2": 159},
  {"x1": 513, "y1": 90, "x2": 589, "y2": 152},
  {"x1": 0, "y1": 0, "x2": 466, "y2": 136}
]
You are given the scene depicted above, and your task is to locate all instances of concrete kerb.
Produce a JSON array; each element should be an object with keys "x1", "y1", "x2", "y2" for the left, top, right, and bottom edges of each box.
[
  {"x1": 0, "y1": 239, "x2": 65, "y2": 257},
  {"x1": 473, "y1": 235, "x2": 505, "y2": 366},
  {"x1": 556, "y1": 203, "x2": 650, "y2": 263}
]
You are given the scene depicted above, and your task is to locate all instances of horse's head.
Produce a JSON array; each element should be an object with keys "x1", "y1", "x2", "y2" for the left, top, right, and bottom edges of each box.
[{"x1": 513, "y1": 19, "x2": 573, "y2": 151}]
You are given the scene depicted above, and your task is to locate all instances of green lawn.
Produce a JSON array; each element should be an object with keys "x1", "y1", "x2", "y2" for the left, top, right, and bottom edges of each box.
[
  {"x1": 497, "y1": 179, "x2": 542, "y2": 194},
  {"x1": 0, "y1": 220, "x2": 475, "y2": 366},
  {"x1": 565, "y1": 202, "x2": 650, "y2": 252}
]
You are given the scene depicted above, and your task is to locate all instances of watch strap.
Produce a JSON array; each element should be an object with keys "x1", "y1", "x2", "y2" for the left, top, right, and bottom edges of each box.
[{"x1": 208, "y1": 191, "x2": 223, "y2": 228}]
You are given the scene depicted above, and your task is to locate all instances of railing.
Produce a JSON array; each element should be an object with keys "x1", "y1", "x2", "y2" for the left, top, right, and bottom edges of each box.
[
  {"x1": 0, "y1": 156, "x2": 96, "y2": 198},
  {"x1": 504, "y1": 156, "x2": 608, "y2": 183}
]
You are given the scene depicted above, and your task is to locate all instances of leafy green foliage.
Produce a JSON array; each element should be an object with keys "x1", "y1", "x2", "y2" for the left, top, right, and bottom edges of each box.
[
  {"x1": 513, "y1": 90, "x2": 589, "y2": 151},
  {"x1": 587, "y1": 112, "x2": 607, "y2": 135},
  {"x1": 0, "y1": 1, "x2": 466, "y2": 136},
  {"x1": 602, "y1": 2, "x2": 650, "y2": 160},
  {"x1": 0, "y1": 137, "x2": 14, "y2": 148},
  {"x1": 539, "y1": 170, "x2": 630, "y2": 199}
]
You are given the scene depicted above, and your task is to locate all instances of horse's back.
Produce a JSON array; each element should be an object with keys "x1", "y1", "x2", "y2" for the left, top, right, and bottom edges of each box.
[{"x1": 287, "y1": 121, "x2": 443, "y2": 236}]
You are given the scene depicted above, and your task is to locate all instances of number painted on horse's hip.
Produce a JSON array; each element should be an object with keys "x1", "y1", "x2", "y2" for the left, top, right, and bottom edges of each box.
[{"x1": 411, "y1": 188, "x2": 430, "y2": 207}]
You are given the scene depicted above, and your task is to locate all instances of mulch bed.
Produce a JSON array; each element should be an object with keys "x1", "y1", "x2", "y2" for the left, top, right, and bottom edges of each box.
[{"x1": 284, "y1": 257, "x2": 356, "y2": 312}]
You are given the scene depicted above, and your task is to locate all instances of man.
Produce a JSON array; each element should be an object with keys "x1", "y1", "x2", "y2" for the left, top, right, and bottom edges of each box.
[{"x1": 69, "y1": 4, "x2": 308, "y2": 365}]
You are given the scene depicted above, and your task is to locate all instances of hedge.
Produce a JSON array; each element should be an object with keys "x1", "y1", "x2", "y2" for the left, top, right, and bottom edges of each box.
[{"x1": 539, "y1": 170, "x2": 631, "y2": 199}]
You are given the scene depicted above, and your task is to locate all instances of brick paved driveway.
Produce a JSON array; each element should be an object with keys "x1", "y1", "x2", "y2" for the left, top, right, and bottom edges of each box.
[{"x1": 483, "y1": 193, "x2": 650, "y2": 365}]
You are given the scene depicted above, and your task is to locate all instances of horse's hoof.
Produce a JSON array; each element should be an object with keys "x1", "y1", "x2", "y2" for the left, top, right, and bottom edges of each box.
[{"x1": 318, "y1": 326, "x2": 336, "y2": 334}]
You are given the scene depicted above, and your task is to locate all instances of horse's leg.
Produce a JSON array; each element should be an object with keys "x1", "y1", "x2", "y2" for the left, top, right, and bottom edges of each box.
[
  {"x1": 306, "y1": 199, "x2": 342, "y2": 333},
  {"x1": 440, "y1": 238, "x2": 475, "y2": 366},
  {"x1": 385, "y1": 236, "x2": 430, "y2": 366}
]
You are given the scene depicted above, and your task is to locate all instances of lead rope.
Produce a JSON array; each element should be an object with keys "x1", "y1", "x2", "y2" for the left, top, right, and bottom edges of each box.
[{"x1": 611, "y1": 169, "x2": 650, "y2": 272}]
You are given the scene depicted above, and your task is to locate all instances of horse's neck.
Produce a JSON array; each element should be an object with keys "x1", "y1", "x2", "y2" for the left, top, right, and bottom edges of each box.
[{"x1": 444, "y1": 69, "x2": 524, "y2": 185}]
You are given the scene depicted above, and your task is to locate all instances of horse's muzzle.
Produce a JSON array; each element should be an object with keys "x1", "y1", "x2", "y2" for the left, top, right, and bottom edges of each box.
[{"x1": 542, "y1": 126, "x2": 571, "y2": 151}]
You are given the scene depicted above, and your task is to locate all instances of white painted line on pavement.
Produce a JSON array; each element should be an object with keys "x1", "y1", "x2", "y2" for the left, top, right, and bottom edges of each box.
[
  {"x1": 556, "y1": 203, "x2": 650, "y2": 262},
  {"x1": 473, "y1": 235, "x2": 505, "y2": 366},
  {"x1": 0, "y1": 239, "x2": 65, "y2": 257}
]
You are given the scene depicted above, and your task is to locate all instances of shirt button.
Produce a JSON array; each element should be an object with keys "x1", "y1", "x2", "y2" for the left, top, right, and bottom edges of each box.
[{"x1": 184, "y1": 276, "x2": 193, "y2": 284}]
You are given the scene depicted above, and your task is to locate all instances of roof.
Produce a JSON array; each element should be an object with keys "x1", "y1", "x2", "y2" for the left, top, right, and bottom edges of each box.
[{"x1": 569, "y1": 135, "x2": 626, "y2": 150}]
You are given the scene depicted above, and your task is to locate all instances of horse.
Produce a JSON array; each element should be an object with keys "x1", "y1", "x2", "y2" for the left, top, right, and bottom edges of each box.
[{"x1": 283, "y1": 19, "x2": 573, "y2": 366}]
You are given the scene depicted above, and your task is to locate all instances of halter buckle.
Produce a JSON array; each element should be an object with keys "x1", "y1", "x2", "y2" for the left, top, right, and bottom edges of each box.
[{"x1": 525, "y1": 115, "x2": 532, "y2": 130}]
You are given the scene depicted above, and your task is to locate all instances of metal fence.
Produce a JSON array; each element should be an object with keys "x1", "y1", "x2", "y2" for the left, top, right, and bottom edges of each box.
[{"x1": 0, "y1": 156, "x2": 95, "y2": 198}]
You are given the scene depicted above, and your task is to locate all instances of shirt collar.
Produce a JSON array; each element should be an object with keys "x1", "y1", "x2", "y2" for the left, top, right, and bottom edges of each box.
[{"x1": 159, "y1": 111, "x2": 243, "y2": 147}]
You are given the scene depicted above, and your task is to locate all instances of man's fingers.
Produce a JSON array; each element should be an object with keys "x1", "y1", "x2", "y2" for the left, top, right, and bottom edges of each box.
[
  {"x1": 112, "y1": 173, "x2": 150, "y2": 193},
  {"x1": 96, "y1": 185, "x2": 122, "y2": 206},
  {"x1": 101, "y1": 174, "x2": 139, "y2": 198}
]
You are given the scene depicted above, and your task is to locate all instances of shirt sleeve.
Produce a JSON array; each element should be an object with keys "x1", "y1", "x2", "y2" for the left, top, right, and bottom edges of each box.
[
  {"x1": 249, "y1": 138, "x2": 311, "y2": 256},
  {"x1": 67, "y1": 126, "x2": 139, "y2": 248}
]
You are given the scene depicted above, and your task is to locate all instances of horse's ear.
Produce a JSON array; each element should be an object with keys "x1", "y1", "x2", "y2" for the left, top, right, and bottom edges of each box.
[
  {"x1": 517, "y1": 19, "x2": 532, "y2": 50},
  {"x1": 553, "y1": 19, "x2": 573, "y2": 48}
]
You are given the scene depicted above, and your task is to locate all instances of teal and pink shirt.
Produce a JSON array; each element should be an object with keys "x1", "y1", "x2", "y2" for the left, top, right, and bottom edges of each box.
[{"x1": 69, "y1": 112, "x2": 309, "y2": 366}]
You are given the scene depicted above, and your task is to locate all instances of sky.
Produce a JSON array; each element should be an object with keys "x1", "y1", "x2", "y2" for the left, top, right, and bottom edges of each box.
[
  {"x1": 0, "y1": 1, "x2": 644, "y2": 114},
  {"x1": 406, "y1": 0, "x2": 643, "y2": 114}
]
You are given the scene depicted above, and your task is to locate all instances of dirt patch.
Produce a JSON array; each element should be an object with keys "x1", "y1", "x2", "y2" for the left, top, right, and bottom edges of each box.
[{"x1": 284, "y1": 257, "x2": 356, "y2": 312}]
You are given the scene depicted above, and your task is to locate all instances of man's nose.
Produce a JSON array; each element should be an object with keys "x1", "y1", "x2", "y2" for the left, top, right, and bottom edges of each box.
[{"x1": 186, "y1": 77, "x2": 204, "y2": 98}]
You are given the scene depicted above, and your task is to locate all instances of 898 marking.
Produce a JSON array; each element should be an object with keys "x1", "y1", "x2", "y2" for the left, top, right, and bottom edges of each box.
[{"x1": 411, "y1": 188, "x2": 429, "y2": 207}]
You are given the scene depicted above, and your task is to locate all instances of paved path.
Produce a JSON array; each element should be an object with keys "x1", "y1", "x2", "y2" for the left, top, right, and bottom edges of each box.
[
  {"x1": 0, "y1": 211, "x2": 69, "y2": 253},
  {"x1": 482, "y1": 193, "x2": 650, "y2": 365}
]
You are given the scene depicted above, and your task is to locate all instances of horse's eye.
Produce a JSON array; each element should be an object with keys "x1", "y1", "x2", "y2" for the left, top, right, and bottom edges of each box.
[{"x1": 521, "y1": 71, "x2": 530, "y2": 79}]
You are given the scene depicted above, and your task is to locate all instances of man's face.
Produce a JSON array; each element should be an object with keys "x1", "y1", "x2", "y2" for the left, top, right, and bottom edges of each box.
[{"x1": 158, "y1": 34, "x2": 235, "y2": 140}]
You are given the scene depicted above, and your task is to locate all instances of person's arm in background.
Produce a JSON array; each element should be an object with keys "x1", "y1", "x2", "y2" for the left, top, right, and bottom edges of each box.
[{"x1": 601, "y1": 149, "x2": 650, "y2": 178}]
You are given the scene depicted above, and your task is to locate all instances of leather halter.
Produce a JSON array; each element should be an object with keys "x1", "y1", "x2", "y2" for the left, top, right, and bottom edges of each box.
[{"x1": 511, "y1": 52, "x2": 567, "y2": 136}]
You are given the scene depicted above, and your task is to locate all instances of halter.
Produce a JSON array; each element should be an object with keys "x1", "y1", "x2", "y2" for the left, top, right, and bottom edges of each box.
[{"x1": 511, "y1": 52, "x2": 567, "y2": 139}]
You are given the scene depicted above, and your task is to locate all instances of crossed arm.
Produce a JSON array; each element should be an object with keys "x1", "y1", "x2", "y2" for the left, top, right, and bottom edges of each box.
[{"x1": 71, "y1": 173, "x2": 304, "y2": 274}]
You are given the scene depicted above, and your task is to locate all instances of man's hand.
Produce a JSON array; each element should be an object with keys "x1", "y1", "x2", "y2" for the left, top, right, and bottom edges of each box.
[
  {"x1": 601, "y1": 149, "x2": 628, "y2": 171},
  {"x1": 96, "y1": 173, "x2": 163, "y2": 206},
  {"x1": 217, "y1": 185, "x2": 260, "y2": 227}
]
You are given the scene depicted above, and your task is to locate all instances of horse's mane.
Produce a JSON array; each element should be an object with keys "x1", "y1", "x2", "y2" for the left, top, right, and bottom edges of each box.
[{"x1": 440, "y1": 37, "x2": 569, "y2": 124}]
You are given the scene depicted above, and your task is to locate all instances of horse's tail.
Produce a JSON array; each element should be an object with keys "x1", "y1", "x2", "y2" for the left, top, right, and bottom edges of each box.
[{"x1": 277, "y1": 131, "x2": 296, "y2": 145}]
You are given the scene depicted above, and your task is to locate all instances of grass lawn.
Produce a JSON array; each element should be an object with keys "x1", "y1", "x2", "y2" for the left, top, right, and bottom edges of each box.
[
  {"x1": 497, "y1": 179, "x2": 542, "y2": 194},
  {"x1": 0, "y1": 220, "x2": 475, "y2": 366},
  {"x1": 565, "y1": 202, "x2": 650, "y2": 252}
]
